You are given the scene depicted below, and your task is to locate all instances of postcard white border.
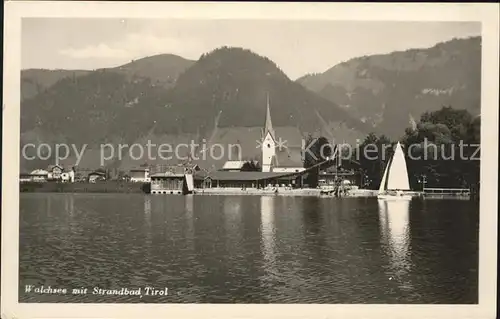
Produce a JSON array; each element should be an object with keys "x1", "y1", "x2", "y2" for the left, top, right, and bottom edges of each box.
[{"x1": 2, "y1": 2, "x2": 499, "y2": 319}]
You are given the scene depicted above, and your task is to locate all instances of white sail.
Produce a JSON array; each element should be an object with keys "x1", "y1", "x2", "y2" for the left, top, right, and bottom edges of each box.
[
  {"x1": 386, "y1": 142, "x2": 410, "y2": 190},
  {"x1": 378, "y1": 157, "x2": 391, "y2": 193}
]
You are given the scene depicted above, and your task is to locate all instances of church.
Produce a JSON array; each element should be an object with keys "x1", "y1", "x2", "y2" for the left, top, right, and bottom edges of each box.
[
  {"x1": 197, "y1": 95, "x2": 307, "y2": 189},
  {"x1": 220, "y1": 94, "x2": 306, "y2": 174},
  {"x1": 259, "y1": 95, "x2": 306, "y2": 173}
]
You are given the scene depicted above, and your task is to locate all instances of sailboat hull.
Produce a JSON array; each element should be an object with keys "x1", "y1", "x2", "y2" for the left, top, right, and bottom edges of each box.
[{"x1": 377, "y1": 194, "x2": 413, "y2": 201}]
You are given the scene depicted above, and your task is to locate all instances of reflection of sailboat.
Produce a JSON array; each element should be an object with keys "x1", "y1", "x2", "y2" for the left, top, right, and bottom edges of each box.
[
  {"x1": 378, "y1": 142, "x2": 412, "y2": 200},
  {"x1": 260, "y1": 196, "x2": 276, "y2": 271},
  {"x1": 378, "y1": 199, "x2": 412, "y2": 288}
]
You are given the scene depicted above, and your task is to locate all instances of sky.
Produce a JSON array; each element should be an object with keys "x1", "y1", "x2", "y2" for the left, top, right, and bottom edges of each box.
[{"x1": 22, "y1": 19, "x2": 481, "y2": 80}]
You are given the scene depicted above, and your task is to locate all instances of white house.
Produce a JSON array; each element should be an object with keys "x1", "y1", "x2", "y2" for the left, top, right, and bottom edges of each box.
[
  {"x1": 47, "y1": 164, "x2": 64, "y2": 180},
  {"x1": 60, "y1": 170, "x2": 75, "y2": 183}
]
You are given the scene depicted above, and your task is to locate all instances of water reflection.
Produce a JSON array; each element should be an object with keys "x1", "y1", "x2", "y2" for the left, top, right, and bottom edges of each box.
[
  {"x1": 378, "y1": 199, "x2": 413, "y2": 290},
  {"x1": 144, "y1": 195, "x2": 152, "y2": 243},
  {"x1": 302, "y1": 197, "x2": 325, "y2": 253},
  {"x1": 185, "y1": 195, "x2": 194, "y2": 251},
  {"x1": 260, "y1": 196, "x2": 277, "y2": 277},
  {"x1": 223, "y1": 196, "x2": 243, "y2": 247},
  {"x1": 19, "y1": 194, "x2": 478, "y2": 303},
  {"x1": 64, "y1": 194, "x2": 75, "y2": 217},
  {"x1": 62, "y1": 194, "x2": 75, "y2": 228},
  {"x1": 46, "y1": 195, "x2": 52, "y2": 218}
]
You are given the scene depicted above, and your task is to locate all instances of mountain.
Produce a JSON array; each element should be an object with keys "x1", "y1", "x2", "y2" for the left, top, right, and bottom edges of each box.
[
  {"x1": 21, "y1": 70, "x2": 170, "y2": 147},
  {"x1": 20, "y1": 47, "x2": 369, "y2": 171},
  {"x1": 159, "y1": 47, "x2": 369, "y2": 137},
  {"x1": 297, "y1": 36, "x2": 481, "y2": 138},
  {"x1": 21, "y1": 69, "x2": 91, "y2": 100},
  {"x1": 20, "y1": 54, "x2": 195, "y2": 101},
  {"x1": 108, "y1": 54, "x2": 195, "y2": 88}
]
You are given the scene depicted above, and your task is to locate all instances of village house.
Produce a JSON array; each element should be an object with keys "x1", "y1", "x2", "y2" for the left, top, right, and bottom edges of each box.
[
  {"x1": 47, "y1": 164, "x2": 64, "y2": 181},
  {"x1": 60, "y1": 169, "x2": 75, "y2": 183},
  {"x1": 87, "y1": 171, "x2": 106, "y2": 183},
  {"x1": 19, "y1": 170, "x2": 49, "y2": 183},
  {"x1": 29, "y1": 169, "x2": 49, "y2": 182}
]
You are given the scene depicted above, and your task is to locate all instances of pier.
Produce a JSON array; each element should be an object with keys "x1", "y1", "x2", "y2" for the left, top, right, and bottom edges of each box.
[{"x1": 423, "y1": 188, "x2": 471, "y2": 198}]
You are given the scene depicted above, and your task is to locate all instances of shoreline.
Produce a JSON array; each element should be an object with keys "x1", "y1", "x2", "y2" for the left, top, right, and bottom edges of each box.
[{"x1": 19, "y1": 182, "x2": 472, "y2": 199}]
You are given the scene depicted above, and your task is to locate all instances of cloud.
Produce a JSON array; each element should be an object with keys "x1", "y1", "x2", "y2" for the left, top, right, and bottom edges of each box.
[
  {"x1": 59, "y1": 43, "x2": 129, "y2": 59},
  {"x1": 58, "y1": 32, "x2": 203, "y2": 61}
]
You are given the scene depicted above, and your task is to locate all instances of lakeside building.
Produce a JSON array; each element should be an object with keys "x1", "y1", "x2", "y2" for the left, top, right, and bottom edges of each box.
[
  {"x1": 196, "y1": 171, "x2": 301, "y2": 189},
  {"x1": 318, "y1": 166, "x2": 361, "y2": 188},
  {"x1": 150, "y1": 166, "x2": 194, "y2": 194},
  {"x1": 129, "y1": 167, "x2": 150, "y2": 183}
]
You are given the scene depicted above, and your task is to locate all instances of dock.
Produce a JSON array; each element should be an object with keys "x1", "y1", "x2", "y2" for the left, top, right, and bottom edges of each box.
[{"x1": 423, "y1": 188, "x2": 471, "y2": 198}]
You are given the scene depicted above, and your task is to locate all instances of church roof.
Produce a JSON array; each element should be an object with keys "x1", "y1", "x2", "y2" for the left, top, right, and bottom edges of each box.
[
  {"x1": 264, "y1": 93, "x2": 275, "y2": 140},
  {"x1": 222, "y1": 160, "x2": 246, "y2": 170},
  {"x1": 274, "y1": 146, "x2": 304, "y2": 168},
  {"x1": 274, "y1": 127, "x2": 303, "y2": 147}
]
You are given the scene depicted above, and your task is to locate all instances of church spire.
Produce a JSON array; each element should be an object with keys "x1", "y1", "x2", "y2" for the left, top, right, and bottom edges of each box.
[{"x1": 265, "y1": 92, "x2": 275, "y2": 139}]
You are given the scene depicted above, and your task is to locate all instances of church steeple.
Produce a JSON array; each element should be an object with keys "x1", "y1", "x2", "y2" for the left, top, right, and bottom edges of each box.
[
  {"x1": 264, "y1": 92, "x2": 275, "y2": 140},
  {"x1": 261, "y1": 92, "x2": 276, "y2": 173}
]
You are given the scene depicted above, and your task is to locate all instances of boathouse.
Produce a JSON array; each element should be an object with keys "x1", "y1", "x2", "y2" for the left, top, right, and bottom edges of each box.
[
  {"x1": 318, "y1": 166, "x2": 361, "y2": 187},
  {"x1": 150, "y1": 166, "x2": 195, "y2": 195},
  {"x1": 198, "y1": 171, "x2": 303, "y2": 189}
]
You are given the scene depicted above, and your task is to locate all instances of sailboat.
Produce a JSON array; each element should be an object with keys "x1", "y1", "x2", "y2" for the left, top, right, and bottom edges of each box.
[{"x1": 377, "y1": 142, "x2": 413, "y2": 200}]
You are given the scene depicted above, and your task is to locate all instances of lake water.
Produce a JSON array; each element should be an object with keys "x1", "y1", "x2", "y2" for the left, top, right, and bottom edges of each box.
[{"x1": 19, "y1": 193, "x2": 478, "y2": 303}]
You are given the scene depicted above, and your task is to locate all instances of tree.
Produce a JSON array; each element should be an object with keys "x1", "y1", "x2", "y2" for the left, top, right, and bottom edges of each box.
[
  {"x1": 303, "y1": 134, "x2": 333, "y2": 187},
  {"x1": 241, "y1": 160, "x2": 261, "y2": 171},
  {"x1": 402, "y1": 106, "x2": 480, "y2": 191},
  {"x1": 356, "y1": 133, "x2": 393, "y2": 189}
]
